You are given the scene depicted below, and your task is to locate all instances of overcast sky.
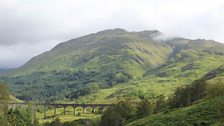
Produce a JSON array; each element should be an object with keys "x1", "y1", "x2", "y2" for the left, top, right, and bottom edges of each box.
[{"x1": 0, "y1": 0, "x2": 224, "y2": 69}]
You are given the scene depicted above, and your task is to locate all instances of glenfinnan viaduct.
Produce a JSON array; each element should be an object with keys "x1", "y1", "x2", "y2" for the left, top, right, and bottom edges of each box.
[{"x1": 8, "y1": 102, "x2": 112, "y2": 119}]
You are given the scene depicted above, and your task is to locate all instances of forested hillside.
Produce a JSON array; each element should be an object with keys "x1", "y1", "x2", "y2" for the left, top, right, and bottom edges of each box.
[
  {"x1": 126, "y1": 65, "x2": 224, "y2": 126},
  {"x1": 1, "y1": 29, "x2": 224, "y2": 103}
]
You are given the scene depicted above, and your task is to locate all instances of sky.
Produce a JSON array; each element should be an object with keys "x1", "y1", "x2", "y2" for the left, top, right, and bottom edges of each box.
[{"x1": 0, "y1": 0, "x2": 224, "y2": 69}]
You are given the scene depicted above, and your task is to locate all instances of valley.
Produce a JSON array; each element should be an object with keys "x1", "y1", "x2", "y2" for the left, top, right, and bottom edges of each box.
[{"x1": 1, "y1": 29, "x2": 224, "y2": 126}]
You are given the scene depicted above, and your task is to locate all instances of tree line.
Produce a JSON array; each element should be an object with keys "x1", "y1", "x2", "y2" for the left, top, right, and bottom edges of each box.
[{"x1": 0, "y1": 82, "x2": 35, "y2": 126}]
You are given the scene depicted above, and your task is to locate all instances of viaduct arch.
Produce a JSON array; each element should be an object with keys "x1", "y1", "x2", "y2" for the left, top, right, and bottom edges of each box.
[{"x1": 8, "y1": 102, "x2": 112, "y2": 119}]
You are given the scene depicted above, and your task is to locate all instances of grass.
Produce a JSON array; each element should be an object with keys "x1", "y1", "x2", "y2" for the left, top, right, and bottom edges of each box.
[
  {"x1": 9, "y1": 95, "x2": 23, "y2": 103},
  {"x1": 126, "y1": 97, "x2": 224, "y2": 126},
  {"x1": 73, "y1": 50, "x2": 224, "y2": 103},
  {"x1": 126, "y1": 70, "x2": 224, "y2": 126}
]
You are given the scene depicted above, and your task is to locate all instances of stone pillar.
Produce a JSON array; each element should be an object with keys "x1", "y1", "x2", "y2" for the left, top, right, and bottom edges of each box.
[
  {"x1": 33, "y1": 105, "x2": 36, "y2": 125},
  {"x1": 93, "y1": 107, "x2": 96, "y2": 114},
  {"x1": 44, "y1": 104, "x2": 46, "y2": 119},
  {"x1": 73, "y1": 106, "x2": 76, "y2": 115},
  {"x1": 54, "y1": 106, "x2": 56, "y2": 116},
  {"x1": 64, "y1": 107, "x2": 66, "y2": 115},
  {"x1": 82, "y1": 107, "x2": 85, "y2": 114},
  {"x1": 102, "y1": 106, "x2": 108, "y2": 112}
]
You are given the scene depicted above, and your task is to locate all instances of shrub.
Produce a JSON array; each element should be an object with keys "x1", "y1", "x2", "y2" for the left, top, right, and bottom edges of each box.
[
  {"x1": 137, "y1": 100, "x2": 155, "y2": 118},
  {"x1": 207, "y1": 78, "x2": 224, "y2": 98},
  {"x1": 169, "y1": 79, "x2": 207, "y2": 108},
  {"x1": 100, "y1": 101, "x2": 136, "y2": 126}
]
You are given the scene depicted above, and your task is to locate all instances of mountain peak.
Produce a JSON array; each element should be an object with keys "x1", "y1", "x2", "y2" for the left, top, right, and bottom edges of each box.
[
  {"x1": 96, "y1": 28, "x2": 127, "y2": 35},
  {"x1": 137, "y1": 30, "x2": 162, "y2": 39},
  {"x1": 2, "y1": 28, "x2": 224, "y2": 102}
]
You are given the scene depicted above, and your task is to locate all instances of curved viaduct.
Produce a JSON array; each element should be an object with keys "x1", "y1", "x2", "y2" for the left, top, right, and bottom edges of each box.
[{"x1": 9, "y1": 102, "x2": 112, "y2": 119}]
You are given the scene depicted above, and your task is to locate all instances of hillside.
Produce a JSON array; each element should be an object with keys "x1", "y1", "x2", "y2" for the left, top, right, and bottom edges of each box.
[
  {"x1": 1, "y1": 29, "x2": 224, "y2": 102},
  {"x1": 0, "y1": 69, "x2": 9, "y2": 74},
  {"x1": 126, "y1": 65, "x2": 224, "y2": 126}
]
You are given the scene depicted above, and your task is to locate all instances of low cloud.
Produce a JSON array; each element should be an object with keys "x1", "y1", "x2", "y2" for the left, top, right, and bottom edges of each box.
[
  {"x1": 0, "y1": 40, "x2": 61, "y2": 68},
  {"x1": 0, "y1": 0, "x2": 224, "y2": 68}
]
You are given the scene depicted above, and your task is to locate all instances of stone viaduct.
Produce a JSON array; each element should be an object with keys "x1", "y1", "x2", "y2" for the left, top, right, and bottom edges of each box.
[{"x1": 8, "y1": 102, "x2": 112, "y2": 119}]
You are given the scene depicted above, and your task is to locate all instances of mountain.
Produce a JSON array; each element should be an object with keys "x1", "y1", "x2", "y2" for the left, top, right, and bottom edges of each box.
[
  {"x1": 0, "y1": 69, "x2": 9, "y2": 74},
  {"x1": 6, "y1": 29, "x2": 170, "y2": 76},
  {"x1": 126, "y1": 65, "x2": 224, "y2": 126},
  {"x1": 1, "y1": 28, "x2": 224, "y2": 102}
]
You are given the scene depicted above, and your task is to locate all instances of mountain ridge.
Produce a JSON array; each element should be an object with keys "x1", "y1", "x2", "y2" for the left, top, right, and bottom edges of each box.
[{"x1": 1, "y1": 28, "x2": 224, "y2": 102}]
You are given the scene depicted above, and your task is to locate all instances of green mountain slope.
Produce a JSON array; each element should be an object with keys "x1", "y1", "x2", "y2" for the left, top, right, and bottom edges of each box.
[
  {"x1": 126, "y1": 97, "x2": 224, "y2": 126},
  {"x1": 126, "y1": 65, "x2": 224, "y2": 126},
  {"x1": 9, "y1": 29, "x2": 170, "y2": 76},
  {"x1": 1, "y1": 29, "x2": 224, "y2": 102},
  {"x1": 75, "y1": 40, "x2": 224, "y2": 103}
]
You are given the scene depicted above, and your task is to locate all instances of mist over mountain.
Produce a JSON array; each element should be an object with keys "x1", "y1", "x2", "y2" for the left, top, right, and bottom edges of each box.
[{"x1": 1, "y1": 29, "x2": 224, "y2": 102}]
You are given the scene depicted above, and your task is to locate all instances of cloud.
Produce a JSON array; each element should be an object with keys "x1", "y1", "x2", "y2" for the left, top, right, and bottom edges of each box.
[
  {"x1": 0, "y1": 0, "x2": 224, "y2": 68},
  {"x1": 0, "y1": 40, "x2": 61, "y2": 68}
]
